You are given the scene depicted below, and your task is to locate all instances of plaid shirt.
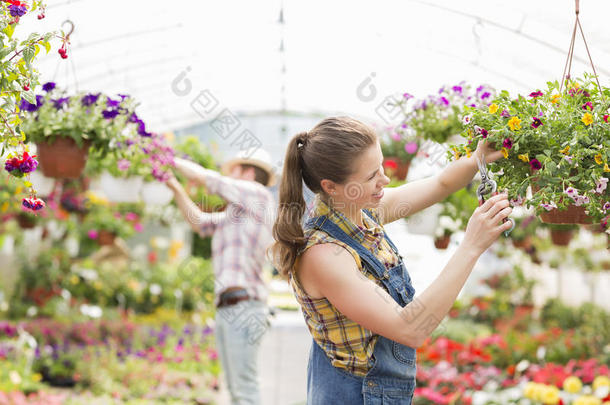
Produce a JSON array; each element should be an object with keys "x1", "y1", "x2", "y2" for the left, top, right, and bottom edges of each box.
[
  {"x1": 197, "y1": 169, "x2": 275, "y2": 306},
  {"x1": 290, "y1": 195, "x2": 400, "y2": 377}
]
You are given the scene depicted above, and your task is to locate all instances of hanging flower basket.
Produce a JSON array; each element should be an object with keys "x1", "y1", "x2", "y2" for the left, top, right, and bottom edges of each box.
[
  {"x1": 383, "y1": 158, "x2": 411, "y2": 181},
  {"x1": 540, "y1": 203, "x2": 593, "y2": 225},
  {"x1": 16, "y1": 212, "x2": 36, "y2": 229},
  {"x1": 434, "y1": 235, "x2": 451, "y2": 249},
  {"x1": 97, "y1": 230, "x2": 116, "y2": 246},
  {"x1": 512, "y1": 235, "x2": 533, "y2": 250},
  {"x1": 550, "y1": 229, "x2": 574, "y2": 246},
  {"x1": 99, "y1": 171, "x2": 143, "y2": 203},
  {"x1": 140, "y1": 181, "x2": 174, "y2": 205},
  {"x1": 36, "y1": 138, "x2": 90, "y2": 179}
]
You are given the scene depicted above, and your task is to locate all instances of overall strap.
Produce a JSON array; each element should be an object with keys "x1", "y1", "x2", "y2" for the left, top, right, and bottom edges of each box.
[
  {"x1": 305, "y1": 215, "x2": 389, "y2": 280},
  {"x1": 362, "y1": 209, "x2": 402, "y2": 260}
]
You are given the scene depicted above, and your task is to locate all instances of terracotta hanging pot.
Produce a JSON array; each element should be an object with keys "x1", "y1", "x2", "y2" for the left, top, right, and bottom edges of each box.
[
  {"x1": 550, "y1": 229, "x2": 574, "y2": 246},
  {"x1": 383, "y1": 157, "x2": 411, "y2": 181},
  {"x1": 531, "y1": 183, "x2": 594, "y2": 224},
  {"x1": 97, "y1": 230, "x2": 116, "y2": 246},
  {"x1": 512, "y1": 236, "x2": 533, "y2": 250},
  {"x1": 434, "y1": 235, "x2": 451, "y2": 249},
  {"x1": 16, "y1": 213, "x2": 36, "y2": 229},
  {"x1": 37, "y1": 137, "x2": 90, "y2": 179}
]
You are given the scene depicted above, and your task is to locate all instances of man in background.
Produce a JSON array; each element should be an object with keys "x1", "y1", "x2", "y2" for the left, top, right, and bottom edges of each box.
[{"x1": 166, "y1": 147, "x2": 276, "y2": 405}]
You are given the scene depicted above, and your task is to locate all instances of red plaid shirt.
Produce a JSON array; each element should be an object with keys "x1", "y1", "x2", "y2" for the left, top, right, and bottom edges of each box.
[{"x1": 197, "y1": 169, "x2": 275, "y2": 305}]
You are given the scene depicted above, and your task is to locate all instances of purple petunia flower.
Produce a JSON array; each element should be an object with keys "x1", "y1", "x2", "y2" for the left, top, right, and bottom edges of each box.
[
  {"x1": 42, "y1": 82, "x2": 56, "y2": 92},
  {"x1": 52, "y1": 97, "x2": 70, "y2": 110},
  {"x1": 106, "y1": 97, "x2": 120, "y2": 108},
  {"x1": 531, "y1": 117, "x2": 543, "y2": 128},
  {"x1": 81, "y1": 93, "x2": 100, "y2": 106},
  {"x1": 9, "y1": 5, "x2": 27, "y2": 17},
  {"x1": 529, "y1": 91, "x2": 544, "y2": 98},
  {"x1": 500, "y1": 110, "x2": 510, "y2": 118},
  {"x1": 502, "y1": 138, "x2": 513, "y2": 149},
  {"x1": 402, "y1": 92, "x2": 413, "y2": 100},
  {"x1": 452, "y1": 85, "x2": 463, "y2": 93},
  {"x1": 474, "y1": 125, "x2": 488, "y2": 138},
  {"x1": 480, "y1": 92, "x2": 491, "y2": 100},
  {"x1": 603, "y1": 202, "x2": 610, "y2": 212},
  {"x1": 102, "y1": 109, "x2": 120, "y2": 119},
  {"x1": 440, "y1": 96, "x2": 450, "y2": 106},
  {"x1": 137, "y1": 121, "x2": 151, "y2": 137},
  {"x1": 529, "y1": 159, "x2": 542, "y2": 171},
  {"x1": 404, "y1": 142, "x2": 418, "y2": 154}
]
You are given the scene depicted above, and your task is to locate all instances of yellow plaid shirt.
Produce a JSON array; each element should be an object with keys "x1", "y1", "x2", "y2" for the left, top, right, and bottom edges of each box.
[{"x1": 290, "y1": 196, "x2": 401, "y2": 377}]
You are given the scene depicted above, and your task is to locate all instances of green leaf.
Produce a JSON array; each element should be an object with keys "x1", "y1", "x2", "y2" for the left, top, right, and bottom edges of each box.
[
  {"x1": 3, "y1": 24, "x2": 14, "y2": 40},
  {"x1": 42, "y1": 41, "x2": 51, "y2": 54},
  {"x1": 22, "y1": 90, "x2": 35, "y2": 104},
  {"x1": 23, "y1": 45, "x2": 35, "y2": 66},
  {"x1": 543, "y1": 149, "x2": 551, "y2": 157}
]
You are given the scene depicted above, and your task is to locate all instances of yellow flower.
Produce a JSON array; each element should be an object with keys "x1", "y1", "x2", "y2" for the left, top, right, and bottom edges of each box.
[
  {"x1": 551, "y1": 94, "x2": 561, "y2": 104},
  {"x1": 605, "y1": 163, "x2": 610, "y2": 172},
  {"x1": 452, "y1": 147, "x2": 461, "y2": 160},
  {"x1": 70, "y1": 275, "x2": 80, "y2": 285},
  {"x1": 560, "y1": 145, "x2": 570, "y2": 155},
  {"x1": 524, "y1": 382, "x2": 543, "y2": 400},
  {"x1": 501, "y1": 148, "x2": 509, "y2": 159},
  {"x1": 574, "y1": 396, "x2": 602, "y2": 405},
  {"x1": 31, "y1": 373, "x2": 42, "y2": 382},
  {"x1": 465, "y1": 147, "x2": 472, "y2": 158},
  {"x1": 489, "y1": 103, "x2": 499, "y2": 114},
  {"x1": 541, "y1": 385, "x2": 560, "y2": 405},
  {"x1": 594, "y1": 376, "x2": 610, "y2": 391},
  {"x1": 0, "y1": 202, "x2": 8, "y2": 213},
  {"x1": 563, "y1": 376, "x2": 583, "y2": 393},
  {"x1": 582, "y1": 112, "x2": 593, "y2": 126},
  {"x1": 508, "y1": 116, "x2": 522, "y2": 131},
  {"x1": 169, "y1": 240, "x2": 184, "y2": 261},
  {"x1": 518, "y1": 153, "x2": 529, "y2": 162},
  {"x1": 595, "y1": 154, "x2": 604, "y2": 165},
  {"x1": 94, "y1": 281, "x2": 103, "y2": 290}
]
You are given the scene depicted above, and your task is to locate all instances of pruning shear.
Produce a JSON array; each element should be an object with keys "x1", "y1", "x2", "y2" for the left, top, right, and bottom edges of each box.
[{"x1": 476, "y1": 154, "x2": 515, "y2": 237}]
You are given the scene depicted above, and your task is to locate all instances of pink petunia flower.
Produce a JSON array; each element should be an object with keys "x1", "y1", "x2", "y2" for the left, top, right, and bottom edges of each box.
[
  {"x1": 404, "y1": 142, "x2": 418, "y2": 154},
  {"x1": 117, "y1": 159, "x2": 131, "y2": 171},
  {"x1": 540, "y1": 201, "x2": 557, "y2": 211},
  {"x1": 88, "y1": 230, "x2": 99, "y2": 239}
]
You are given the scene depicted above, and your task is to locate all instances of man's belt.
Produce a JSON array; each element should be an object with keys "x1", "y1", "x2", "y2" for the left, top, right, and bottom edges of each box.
[{"x1": 217, "y1": 288, "x2": 250, "y2": 308}]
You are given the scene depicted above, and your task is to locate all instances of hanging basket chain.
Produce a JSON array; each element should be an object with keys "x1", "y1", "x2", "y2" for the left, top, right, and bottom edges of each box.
[{"x1": 559, "y1": 0, "x2": 605, "y2": 105}]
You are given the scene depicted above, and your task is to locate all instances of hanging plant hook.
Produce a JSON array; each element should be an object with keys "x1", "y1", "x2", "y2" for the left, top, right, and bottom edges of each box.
[{"x1": 62, "y1": 19, "x2": 75, "y2": 41}]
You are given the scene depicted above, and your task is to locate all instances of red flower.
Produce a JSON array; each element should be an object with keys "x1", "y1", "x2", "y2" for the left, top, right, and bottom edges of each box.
[
  {"x1": 603, "y1": 114, "x2": 609, "y2": 123},
  {"x1": 529, "y1": 159, "x2": 542, "y2": 171},
  {"x1": 383, "y1": 159, "x2": 398, "y2": 171},
  {"x1": 582, "y1": 101, "x2": 593, "y2": 110},
  {"x1": 531, "y1": 117, "x2": 543, "y2": 128},
  {"x1": 529, "y1": 91, "x2": 544, "y2": 98}
]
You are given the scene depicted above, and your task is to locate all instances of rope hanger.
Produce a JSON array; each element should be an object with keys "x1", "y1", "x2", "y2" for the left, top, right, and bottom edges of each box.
[{"x1": 559, "y1": 0, "x2": 605, "y2": 104}]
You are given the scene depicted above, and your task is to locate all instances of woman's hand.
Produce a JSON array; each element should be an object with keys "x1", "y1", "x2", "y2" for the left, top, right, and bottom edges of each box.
[
  {"x1": 474, "y1": 139, "x2": 504, "y2": 164},
  {"x1": 462, "y1": 192, "x2": 513, "y2": 255}
]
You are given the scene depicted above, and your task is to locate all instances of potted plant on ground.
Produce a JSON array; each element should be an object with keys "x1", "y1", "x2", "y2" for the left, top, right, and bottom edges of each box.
[
  {"x1": 511, "y1": 215, "x2": 538, "y2": 250},
  {"x1": 450, "y1": 74, "x2": 609, "y2": 227}
]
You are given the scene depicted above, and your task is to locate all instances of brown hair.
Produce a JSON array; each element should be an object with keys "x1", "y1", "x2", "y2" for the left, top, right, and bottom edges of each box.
[
  {"x1": 240, "y1": 163, "x2": 269, "y2": 186},
  {"x1": 269, "y1": 116, "x2": 378, "y2": 278}
]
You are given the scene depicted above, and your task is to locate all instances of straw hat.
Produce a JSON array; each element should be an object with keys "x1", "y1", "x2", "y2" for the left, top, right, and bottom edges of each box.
[{"x1": 220, "y1": 147, "x2": 277, "y2": 187}]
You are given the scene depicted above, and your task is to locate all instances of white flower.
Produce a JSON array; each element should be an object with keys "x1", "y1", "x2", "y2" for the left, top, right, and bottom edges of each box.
[
  {"x1": 9, "y1": 370, "x2": 22, "y2": 385},
  {"x1": 462, "y1": 114, "x2": 472, "y2": 125},
  {"x1": 26, "y1": 306, "x2": 37, "y2": 317},
  {"x1": 149, "y1": 284, "x2": 162, "y2": 296},
  {"x1": 595, "y1": 177, "x2": 608, "y2": 194}
]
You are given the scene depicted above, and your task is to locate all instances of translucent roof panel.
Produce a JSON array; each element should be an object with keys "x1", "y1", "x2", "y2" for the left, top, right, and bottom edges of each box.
[{"x1": 19, "y1": 0, "x2": 610, "y2": 132}]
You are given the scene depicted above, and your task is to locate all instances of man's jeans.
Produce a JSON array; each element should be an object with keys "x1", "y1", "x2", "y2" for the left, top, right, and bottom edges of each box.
[{"x1": 215, "y1": 300, "x2": 269, "y2": 405}]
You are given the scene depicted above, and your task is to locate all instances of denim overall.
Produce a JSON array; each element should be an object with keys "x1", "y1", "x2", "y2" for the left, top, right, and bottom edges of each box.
[{"x1": 304, "y1": 210, "x2": 417, "y2": 404}]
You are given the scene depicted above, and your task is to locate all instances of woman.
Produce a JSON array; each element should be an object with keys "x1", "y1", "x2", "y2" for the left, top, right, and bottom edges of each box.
[{"x1": 269, "y1": 116, "x2": 512, "y2": 404}]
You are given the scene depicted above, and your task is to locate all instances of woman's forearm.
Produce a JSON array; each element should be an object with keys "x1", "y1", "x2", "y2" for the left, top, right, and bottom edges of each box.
[
  {"x1": 398, "y1": 244, "x2": 481, "y2": 347},
  {"x1": 173, "y1": 157, "x2": 209, "y2": 187},
  {"x1": 437, "y1": 154, "x2": 478, "y2": 194}
]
